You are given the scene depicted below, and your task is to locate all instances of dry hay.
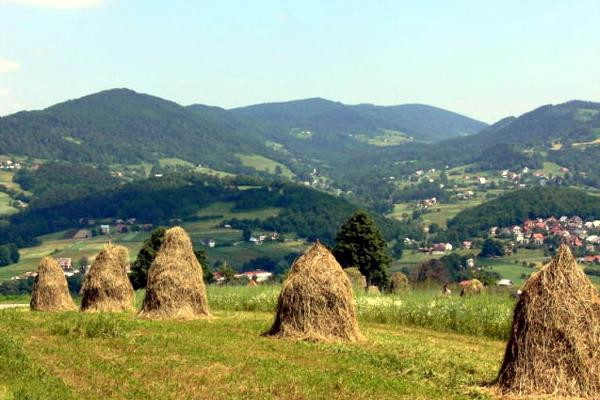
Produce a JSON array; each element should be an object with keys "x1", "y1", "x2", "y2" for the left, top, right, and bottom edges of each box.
[
  {"x1": 30, "y1": 257, "x2": 76, "y2": 312},
  {"x1": 344, "y1": 267, "x2": 367, "y2": 290},
  {"x1": 138, "y1": 226, "x2": 211, "y2": 320},
  {"x1": 390, "y1": 272, "x2": 409, "y2": 293},
  {"x1": 460, "y1": 279, "x2": 484, "y2": 296},
  {"x1": 267, "y1": 240, "x2": 363, "y2": 342},
  {"x1": 80, "y1": 244, "x2": 135, "y2": 312},
  {"x1": 495, "y1": 244, "x2": 600, "y2": 398},
  {"x1": 367, "y1": 285, "x2": 381, "y2": 295}
]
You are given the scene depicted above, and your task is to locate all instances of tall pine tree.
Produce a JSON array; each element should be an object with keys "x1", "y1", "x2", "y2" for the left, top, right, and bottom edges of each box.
[{"x1": 333, "y1": 211, "x2": 391, "y2": 288}]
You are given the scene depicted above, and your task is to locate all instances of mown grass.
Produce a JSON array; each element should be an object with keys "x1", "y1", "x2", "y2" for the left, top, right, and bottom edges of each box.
[{"x1": 0, "y1": 308, "x2": 504, "y2": 399}]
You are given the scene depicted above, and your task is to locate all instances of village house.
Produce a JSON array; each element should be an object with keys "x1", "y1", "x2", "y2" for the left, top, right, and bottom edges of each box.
[
  {"x1": 57, "y1": 258, "x2": 72, "y2": 271},
  {"x1": 461, "y1": 240, "x2": 472, "y2": 249},
  {"x1": 99, "y1": 224, "x2": 110, "y2": 235},
  {"x1": 202, "y1": 239, "x2": 216, "y2": 248},
  {"x1": 532, "y1": 233, "x2": 545, "y2": 245},
  {"x1": 115, "y1": 223, "x2": 128, "y2": 233}
]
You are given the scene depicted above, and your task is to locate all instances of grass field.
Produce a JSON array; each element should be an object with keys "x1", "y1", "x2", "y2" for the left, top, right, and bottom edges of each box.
[
  {"x1": 391, "y1": 198, "x2": 485, "y2": 228},
  {"x1": 0, "y1": 310, "x2": 504, "y2": 400},
  {"x1": 237, "y1": 154, "x2": 295, "y2": 179},
  {"x1": 0, "y1": 192, "x2": 17, "y2": 215},
  {"x1": 0, "y1": 286, "x2": 513, "y2": 399}
]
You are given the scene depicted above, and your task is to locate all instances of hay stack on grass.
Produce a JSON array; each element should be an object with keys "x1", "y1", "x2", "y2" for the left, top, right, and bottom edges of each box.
[
  {"x1": 80, "y1": 244, "x2": 134, "y2": 312},
  {"x1": 267, "y1": 240, "x2": 362, "y2": 342},
  {"x1": 138, "y1": 226, "x2": 210, "y2": 320},
  {"x1": 344, "y1": 267, "x2": 367, "y2": 290},
  {"x1": 460, "y1": 279, "x2": 484, "y2": 296},
  {"x1": 390, "y1": 272, "x2": 409, "y2": 293},
  {"x1": 367, "y1": 285, "x2": 381, "y2": 295},
  {"x1": 496, "y1": 244, "x2": 600, "y2": 398},
  {"x1": 30, "y1": 257, "x2": 76, "y2": 312}
]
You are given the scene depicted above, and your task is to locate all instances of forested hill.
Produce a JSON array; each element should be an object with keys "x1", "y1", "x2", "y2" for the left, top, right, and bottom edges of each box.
[
  {"x1": 1, "y1": 173, "x2": 423, "y2": 249},
  {"x1": 447, "y1": 187, "x2": 600, "y2": 237},
  {"x1": 0, "y1": 89, "x2": 273, "y2": 170},
  {"x1": 231, "y1": 98, "x2": 487, "y2": 142}
]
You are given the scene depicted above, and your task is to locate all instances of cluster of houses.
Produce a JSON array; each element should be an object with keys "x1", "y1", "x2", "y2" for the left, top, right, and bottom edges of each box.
[
  {"x1": 0, "y1": 160, "x2": 23, "y2": 171},
  {"x1": 10, "y1": 257, "x2": 88, "y2": 281},
  {"x1": 73, "y1": 218, "x2": 154, "y2": 239},
  {"x1": 489, "y1": 216, "x2": 600, "y2": 261},
  {"x1": 248, "y1": 232, "x2": 279, "y2": 245}
]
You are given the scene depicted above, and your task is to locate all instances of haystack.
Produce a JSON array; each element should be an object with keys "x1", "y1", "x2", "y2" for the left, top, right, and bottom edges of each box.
[
  {"x1": 390, "y1": 272, "x2": 409, "y2": 293},
  {"x1": 367, "y1": 285, "x2": 381, "y2": 295},
  {"x1": 460, "y1": 279, "x2": 483, "y2": 296},
  {"x1": 344, "y1": 267, "x2": 367, "y2": 290},
  {"x1": 138, "y1": 226, "x2": 210, "y2": 320},
  {"x1": 267, "y1": 241, "x2": 362, "y2": 342},
  {"x1": 80, "y1": 244, "x2": 134, "y2": 312},
  {"x1": 496, "y1": 244, "x2": 600, "y2": 398},
  {"x1": 30, "y1": 257, "x2": 76, "y2": 312}
]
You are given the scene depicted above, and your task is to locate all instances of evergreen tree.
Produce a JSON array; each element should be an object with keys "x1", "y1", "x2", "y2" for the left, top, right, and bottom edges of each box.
[
  {"x1": 130, "y1": 227, "x2": 166, "y2": 289},
  {"x1": 130, "y1": 227, "x2": 209, "y2": 288},
  {"x1": 333, "y1": 211, "x2": 391, "y2": 288}
]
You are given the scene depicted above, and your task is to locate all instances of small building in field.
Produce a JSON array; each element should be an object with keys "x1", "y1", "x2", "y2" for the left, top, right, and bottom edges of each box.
[
  {"x1": 532, "y1": 233, "x2": 545, "y2": 245},
  {"x1": 497, "y1": 279, "x2": 513, "y2": 287},
  {"x1": 99, "y1": 224, "x2": 110, "y2": 235},
  {"x1": 73, "y1": 229, "x2": 92, "y2": 239}
]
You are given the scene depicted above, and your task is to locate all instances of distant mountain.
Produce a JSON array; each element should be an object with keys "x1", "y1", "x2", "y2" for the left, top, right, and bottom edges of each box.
[
  {"x1": 400, "y1": 100, "x2": 600, "y2": 171},
  {"x1": 0, "y1": 89, "x2": 271, "y2": 170},
  {"x1": 232, "y1": 98, "x2": 487, "y2": 143},
  {"x1": 449, "y1": 100, "x2": 600, "y2": 149}
]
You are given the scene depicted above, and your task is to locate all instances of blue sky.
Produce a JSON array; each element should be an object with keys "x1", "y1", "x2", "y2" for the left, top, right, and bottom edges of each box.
[{"x1": 0, "y1": 0, "x2": 599, "y2": 122}]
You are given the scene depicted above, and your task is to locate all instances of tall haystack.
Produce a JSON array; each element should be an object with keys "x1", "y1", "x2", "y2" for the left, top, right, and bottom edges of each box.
[
  {"x1": 80, "y1": 244, "x2": 134, "y2": 312},
  {"x1": 496, "y1": 244, "x2": 600, "y2": 398},
  {"x1": 138, "y1": 226, "x2": 210, "y2": 320},
  {"x1": 267, "y1": 241, "x2": 363, "y2": 342},
  {"x1": 30, "y1": 257, "x2": 76, "y2": 312}
]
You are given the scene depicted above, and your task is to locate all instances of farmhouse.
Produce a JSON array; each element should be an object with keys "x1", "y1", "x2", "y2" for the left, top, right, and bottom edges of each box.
[{"x1": 57, "y1": 258, "x2": 72, "y2": 271}]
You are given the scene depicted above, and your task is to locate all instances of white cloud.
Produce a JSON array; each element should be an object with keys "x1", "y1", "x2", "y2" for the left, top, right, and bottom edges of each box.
[
  {"x1": 0, "y1": 58, "x2": 19, "y2": 74},
  {"x1": 0, "y1": 88, "x2": 10, "y2": 97},
  {"x1": 0, "y1": 0, "x2": 104, "y2": 9}
]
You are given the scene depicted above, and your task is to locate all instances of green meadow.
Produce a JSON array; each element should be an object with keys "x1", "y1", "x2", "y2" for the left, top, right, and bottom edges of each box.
[{"x1": 0, "y1": 286, "x2": 513, "y2": 399}]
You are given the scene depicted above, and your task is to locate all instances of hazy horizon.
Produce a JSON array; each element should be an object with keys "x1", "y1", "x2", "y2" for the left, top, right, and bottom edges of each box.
[{"x1": 1, "y1": 0, "x2": 599, "y2": 122}]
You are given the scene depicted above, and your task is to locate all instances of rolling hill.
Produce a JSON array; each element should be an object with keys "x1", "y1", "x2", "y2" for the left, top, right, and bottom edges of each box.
[
  {"x1": 231, "y1": 97, "x2": 487, "y2": 143},
  {"x1": 0, "y1": 89, "x2": 272, "y2": 171}
]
